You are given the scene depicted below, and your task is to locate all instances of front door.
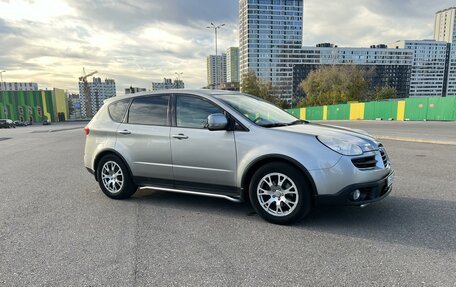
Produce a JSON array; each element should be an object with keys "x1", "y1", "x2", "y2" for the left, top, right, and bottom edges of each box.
[{"x1": 170, "y1": 94, "x2": 237, "y2": 192}]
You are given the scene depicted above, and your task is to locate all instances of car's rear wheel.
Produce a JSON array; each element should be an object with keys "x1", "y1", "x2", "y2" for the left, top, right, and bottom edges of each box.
[
  {"x1": 97, "y1": 154, "x2": 137, "y2": 199},
  {"x1": 249, "y1": 162, "x2": 312, "y2": 225}
]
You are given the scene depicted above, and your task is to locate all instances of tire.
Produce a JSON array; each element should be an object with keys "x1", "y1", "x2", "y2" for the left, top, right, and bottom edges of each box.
[
  {"x1": 248, "y1": 162, "x2": 312, "y2": 225},
  {"x1": 96, "y1": 154, "x2": 137, "y2": 199}
]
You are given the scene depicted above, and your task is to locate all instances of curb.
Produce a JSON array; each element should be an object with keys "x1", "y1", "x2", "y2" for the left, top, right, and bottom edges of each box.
[{"x1": 375, "y1": 135, "x2": 456, "y2": 146}]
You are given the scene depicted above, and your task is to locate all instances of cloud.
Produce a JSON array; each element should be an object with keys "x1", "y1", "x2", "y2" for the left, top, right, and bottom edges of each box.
[
  {"x1": 64, "y1": 0, "x2": 238, "y2": 31},
  {"x1": 0, "y1": 0, "x2": 455, "y2": 94},
  {"x1": 303, "y1": 0, "x2": 455, "y2": 46}
]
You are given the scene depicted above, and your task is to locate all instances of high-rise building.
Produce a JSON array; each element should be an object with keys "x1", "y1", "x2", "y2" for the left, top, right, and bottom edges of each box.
[
  {"x1": 226, "y1": 47, "x2": 240, "y2": 83},
  {"x1": 239, "y1": 0, "x2": 304, "y2": 100},
  {"x1": 0, "y1": 82, "x2": 38, "y2": 91},
  {"x1": 293, "y1": 45, "x2": 414, "y2": 98},
  {"x1": 125, "y1": 87, "x2": 147, "y2": 94},
  {"x1": 434, "y1": 7, "x2": 456, "y2": 43},
  {"x1": 393, "y1": 40, "x2": 449, "y2": 97},
  {"x1": 68, "y1": 93, "x2": 82, "y2": 119},
  {"x1": 434, "y1": 7, "x2": 456, "y2": 96},
  {"x1": 152, "y1": 78, "x2": 185, "y2": 91},
  {"x1": 207, "y1": 54, "x2": 227, "y2": 88},
  {"x1": 78, "y1": 77, "x2": 116, "y2": 118}
]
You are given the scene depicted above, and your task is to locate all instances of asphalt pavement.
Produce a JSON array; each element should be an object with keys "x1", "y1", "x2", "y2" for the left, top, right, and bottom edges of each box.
[{"x1": 0, "y1": 121, "x2": 455, "y2": 286}]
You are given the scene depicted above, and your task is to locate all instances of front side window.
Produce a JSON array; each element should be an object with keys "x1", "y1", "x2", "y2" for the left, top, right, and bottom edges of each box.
[
  {"x1": 176, "y1": 95, "x2": 223, "y2": 129},
  {"x1": 128, "y1": 95, "x2": 169, "y2": 126},
  {"x1": 108, "y1": 99, "x2": 130, "y2": 123}
]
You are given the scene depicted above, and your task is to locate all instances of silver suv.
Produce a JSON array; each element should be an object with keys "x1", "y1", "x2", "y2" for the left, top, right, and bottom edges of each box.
[{"x1": 84, "y1": 90, "x2": 394, "y2": 224}]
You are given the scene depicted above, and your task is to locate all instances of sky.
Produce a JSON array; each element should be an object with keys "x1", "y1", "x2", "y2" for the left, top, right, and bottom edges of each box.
[{"x1": 0, "y1": 0, "x2": 454, "y2": 94}]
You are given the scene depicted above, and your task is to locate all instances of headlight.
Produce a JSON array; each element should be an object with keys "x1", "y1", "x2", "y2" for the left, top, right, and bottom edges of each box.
[{"x1": 317, "y1": 135, "x2": 364, "y2": 156}]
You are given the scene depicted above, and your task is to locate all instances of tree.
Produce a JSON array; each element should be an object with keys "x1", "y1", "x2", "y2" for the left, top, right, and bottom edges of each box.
[
  {"x1": 67, "y1": 97, "x2": 74, "y2": 116},
  {"x1": 298, "y1": 65, "x2": 372, "y2": 107},
  {"x1": 240, "y1": 70, "x2": 288, "y2": 108},
  {"x1": 297, "y1": 65, "x2": 402, "y2": 107},
  {"x1": 371, "y1": 86, "x2": 397, "y2": 101}
]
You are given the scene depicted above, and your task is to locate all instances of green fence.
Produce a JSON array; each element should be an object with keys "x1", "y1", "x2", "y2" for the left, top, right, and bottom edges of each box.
[
  {"x1": 288, "y1": 108, "x2": 301, "y2": 119},
  {"x1": 404, "y1": 98, "x2": 429, "y2": 121},
  {"x1": 288, "y1": 96, "x2": 456, "y2": 121},
  {"x1": 327, "y1": 104, "x2": 350, "y2": 120},
  {"x1": 426, "y1": 97, "x2": 456, "y2": 121},
  {"x1": 364, "y1": 101, "x2": 398, "y2": 120},
  {"x1": 306, "y1": 106, "x2": 324, "y2": 120}
]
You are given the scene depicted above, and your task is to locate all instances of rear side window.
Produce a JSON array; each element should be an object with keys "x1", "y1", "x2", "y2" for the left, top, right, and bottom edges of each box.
[
  {"x1": 176, "y1": 95, "x2": 223, "y2": 129},
  {"x1": 108, "y1": 99, "x2": 130, "y2": 122},
  {"x1": 128, "y1": 95, "x2": 169, "y2": 126}
]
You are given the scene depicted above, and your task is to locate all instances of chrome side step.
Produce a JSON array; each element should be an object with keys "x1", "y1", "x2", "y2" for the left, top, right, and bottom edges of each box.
[{"x1": 139, "y1": 186, "x2": 242, "y2": 203}]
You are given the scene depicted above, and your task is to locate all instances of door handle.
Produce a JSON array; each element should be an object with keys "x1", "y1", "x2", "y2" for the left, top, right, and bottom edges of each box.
[
  {"x1": 172, "y1": 134, "x2": 189, "y2": 140},
  {"x1": 118, "y1": 130, "x2": 131, "y2": 135}
]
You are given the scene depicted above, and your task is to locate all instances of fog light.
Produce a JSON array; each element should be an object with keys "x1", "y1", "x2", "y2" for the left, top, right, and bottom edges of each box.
[{"x1": 353, "y1": 190, "x2": 361, "y2": 201}]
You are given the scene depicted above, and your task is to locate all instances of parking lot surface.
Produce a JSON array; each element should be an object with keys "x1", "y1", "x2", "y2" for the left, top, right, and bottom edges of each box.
[{"x1": 1, "y1": 121, "x2": 455, "y2": 286}]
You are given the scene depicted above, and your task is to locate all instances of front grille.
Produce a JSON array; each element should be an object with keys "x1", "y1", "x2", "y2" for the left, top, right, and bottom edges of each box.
[
  {"x1": 378, "y1": 144, "x2": 389, "y2": 167},
  {"x1": 352, "y1": 155, "x2": 377, "y2": 169}
]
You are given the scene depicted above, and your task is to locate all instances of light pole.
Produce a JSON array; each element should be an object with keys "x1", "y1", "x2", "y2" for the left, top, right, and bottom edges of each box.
[
  {"x1": 0, "y1": 70, "x2": 5, "y2": 91},
  {"x1": 175, "y1": 72, "x2": 183, "y2": 88},
  {"x1": 206, "y1": 23, "x2": 225, "y2": 89}
]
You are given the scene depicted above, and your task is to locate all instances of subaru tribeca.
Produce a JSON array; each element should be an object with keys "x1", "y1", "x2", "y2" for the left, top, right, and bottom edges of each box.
[{"x1": 84, "y1": 90, "x2": 394, "y2": 224}]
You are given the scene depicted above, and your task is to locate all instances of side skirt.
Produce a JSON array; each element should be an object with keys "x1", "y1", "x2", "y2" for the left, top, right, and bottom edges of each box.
[{"x1": 134, "y1": 177, "x2": 243, "y2": 203}]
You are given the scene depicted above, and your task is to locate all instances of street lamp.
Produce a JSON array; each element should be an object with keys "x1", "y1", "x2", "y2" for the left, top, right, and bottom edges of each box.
[
  {"x1": 0, "y1": 70, "x2": 5, "y2": 91},
  {"x1": 175, "y1": 72, "x2": 183, "y2": 81},
  {"x1": 206, "y1": 23, "x2": 225, "y2": 89},
  {"x1": 175, "y1": 72, "x2": 183, "y2": 89}
]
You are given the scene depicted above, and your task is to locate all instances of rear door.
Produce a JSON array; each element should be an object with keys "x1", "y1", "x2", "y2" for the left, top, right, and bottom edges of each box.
[
  {"x1": 170, "y1": 94, "x2": 237, "y2": 192},
  {"x1": 115, "y1": 94, "x2": 173, "y2": 186}
]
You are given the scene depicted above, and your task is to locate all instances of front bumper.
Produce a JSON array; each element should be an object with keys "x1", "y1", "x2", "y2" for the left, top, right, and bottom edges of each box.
[{"x1": 316, "y1": 170, "x2": 394, "y2": 206}]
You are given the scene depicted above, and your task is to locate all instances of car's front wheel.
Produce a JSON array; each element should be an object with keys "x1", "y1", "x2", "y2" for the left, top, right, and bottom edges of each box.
[
  {"x1": 249, "y1": 162, "x2": 312, "y2": 225},
  {"x1": 97, "y1": 154, "x2": 137, "y2": 199}
]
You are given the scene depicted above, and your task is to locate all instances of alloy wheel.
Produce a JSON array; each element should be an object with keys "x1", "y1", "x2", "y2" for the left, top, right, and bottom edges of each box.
[{"x1": 257, "y1": 172, "x2": 299, "y2": 217}]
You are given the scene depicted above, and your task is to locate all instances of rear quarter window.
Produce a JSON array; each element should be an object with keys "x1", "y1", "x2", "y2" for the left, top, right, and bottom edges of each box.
[{"x1": 108, "y1": 99, "x2": 130, "y2": 122}]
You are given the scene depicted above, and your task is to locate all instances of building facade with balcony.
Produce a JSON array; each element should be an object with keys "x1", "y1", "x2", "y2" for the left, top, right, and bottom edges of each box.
[
  {"x1": 239, "y1": 0, "x2": 304, "y2": 100},
  {"x1": 293, "y1": 45, "x2": 414, "y2": 98},
  {"x1": 78, "y1": 77, "x2": 116, "y2": 118}
]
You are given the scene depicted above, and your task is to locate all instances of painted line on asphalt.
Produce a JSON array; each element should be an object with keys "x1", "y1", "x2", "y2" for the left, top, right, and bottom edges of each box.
[
  {"x1": 375, "y1": 135, "x2": 456, "y2": 146},
  {"x1": 30, "y1": 126, "x2": 84, "y2": 133}
]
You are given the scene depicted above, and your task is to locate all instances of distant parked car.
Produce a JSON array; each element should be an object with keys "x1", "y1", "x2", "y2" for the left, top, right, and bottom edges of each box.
[
  {"x1": 42, "y1": 120, "x2": 51, "y2": 125},
  {"x1": 0, "y1": 119, "x2": 15, "y2": 128},
  {"x1": 14, "y1": 120, "x2": 27, "y2": 127}
]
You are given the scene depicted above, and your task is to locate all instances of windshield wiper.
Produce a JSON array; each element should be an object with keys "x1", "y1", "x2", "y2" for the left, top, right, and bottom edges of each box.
[
  {"x1": 260, "y1": 123, "x2": 290, "y2": 128},
  {"x1": 288, "y1": 120, "x2": 309, "y2": 125}
]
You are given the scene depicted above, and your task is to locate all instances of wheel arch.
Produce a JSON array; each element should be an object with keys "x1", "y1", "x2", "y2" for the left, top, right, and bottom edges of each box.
[
  {"x1": 241, "y1": 154, "x2": 318, "y2": 199},
  {"x1": 93, "y1": 149, "x2": 133, "y2": 182}
]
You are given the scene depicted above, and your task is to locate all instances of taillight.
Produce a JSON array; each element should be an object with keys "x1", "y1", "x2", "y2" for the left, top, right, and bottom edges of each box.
[{"x1": 84, "y1": 126, "x2": 90, "y2": 135}]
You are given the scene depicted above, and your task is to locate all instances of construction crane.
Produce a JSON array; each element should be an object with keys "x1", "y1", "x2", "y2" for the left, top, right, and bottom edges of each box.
[{"x1": 79, "y1": 68, "x2": 98, "y2": 118}]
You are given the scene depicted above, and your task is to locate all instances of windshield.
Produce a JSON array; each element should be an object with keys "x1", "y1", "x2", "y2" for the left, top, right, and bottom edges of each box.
[{"x1": 215, "y1": 94, "x2": 301, "y2": 127}]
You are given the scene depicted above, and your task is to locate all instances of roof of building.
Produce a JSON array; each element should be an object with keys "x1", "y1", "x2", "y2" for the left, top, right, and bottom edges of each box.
[{"x1": 436, "y1": 7, "x2": 456, "y2": 14}]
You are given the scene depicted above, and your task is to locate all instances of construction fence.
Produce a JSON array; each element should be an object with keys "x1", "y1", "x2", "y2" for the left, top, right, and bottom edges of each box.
[{"x1": 287, "y1": 96, "x2": 456, "y2": 121}]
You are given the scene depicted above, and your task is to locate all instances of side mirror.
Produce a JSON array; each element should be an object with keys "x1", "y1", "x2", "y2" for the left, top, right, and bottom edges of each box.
[{"x1": 207, "y1": 113, "x2": 228, "y2": 131}]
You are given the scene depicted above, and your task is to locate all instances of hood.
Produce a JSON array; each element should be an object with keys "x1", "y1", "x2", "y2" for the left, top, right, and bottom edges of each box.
[{"x1": 274, "y1": 123, "x2": 379, "y2": 148}]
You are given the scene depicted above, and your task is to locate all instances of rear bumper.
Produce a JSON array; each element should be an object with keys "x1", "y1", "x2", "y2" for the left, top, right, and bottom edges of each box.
[{"x1": 316, "y1": 170, "x2": 394, "y2": 206}]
